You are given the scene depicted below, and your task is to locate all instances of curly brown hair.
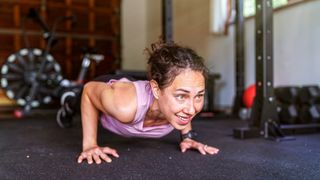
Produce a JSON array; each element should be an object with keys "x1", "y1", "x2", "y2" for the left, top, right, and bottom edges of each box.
[{"x1": 145, "y1": 41, "x2": 208, "y2": 89}]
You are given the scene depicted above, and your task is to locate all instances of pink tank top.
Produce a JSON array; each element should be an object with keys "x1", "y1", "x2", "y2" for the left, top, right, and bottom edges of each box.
[{"x1": 100, "y1": 78, "x2": 174, "y2": 138}]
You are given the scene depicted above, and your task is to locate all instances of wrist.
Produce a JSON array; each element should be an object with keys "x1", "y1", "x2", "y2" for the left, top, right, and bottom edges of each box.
[
  {"x1": 83, "y1": 139, "x2": 98, "y2": 151},
  {"x1": 180, "y1": 130, "x2": 197, "y2": 142}
]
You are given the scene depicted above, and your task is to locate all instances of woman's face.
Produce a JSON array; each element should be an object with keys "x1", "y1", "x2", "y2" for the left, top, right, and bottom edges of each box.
[{"x1": 157, "y1": 69, "x2": 205, "y2": 130}]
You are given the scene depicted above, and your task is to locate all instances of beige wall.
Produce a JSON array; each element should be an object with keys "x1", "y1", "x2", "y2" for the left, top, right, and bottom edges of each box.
[
  {"x1": 146, "y1": 0, "x2": 162, "y2": 46},
  {"x1": 121, "y1": 0, "x2": 148, "y2": 70},
  {"x1": 121, "y1": 0, "x2": 162, "y2": 70},
  {"x1": 121, "y1": 0, "x2": 213, "y2": 70}
]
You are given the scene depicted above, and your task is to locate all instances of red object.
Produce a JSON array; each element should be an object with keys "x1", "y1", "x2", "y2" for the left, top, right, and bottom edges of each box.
[
  {"x1": 14, "y1": 110, "x2": 23, "y2": 119},
  {"x1": 243, "y1": 84, "x2": 256, "y2": 108}
]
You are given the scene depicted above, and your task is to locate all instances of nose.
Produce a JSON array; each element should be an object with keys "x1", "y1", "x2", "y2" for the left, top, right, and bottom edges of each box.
[{"x1": 184, "y1": 100, "x2": 196, "y2": 115}]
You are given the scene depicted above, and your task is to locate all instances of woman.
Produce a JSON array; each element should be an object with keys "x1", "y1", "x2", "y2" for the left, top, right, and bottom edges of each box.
[{"x1": 77, "y1": 41, "x2": 219, "y2": 164}]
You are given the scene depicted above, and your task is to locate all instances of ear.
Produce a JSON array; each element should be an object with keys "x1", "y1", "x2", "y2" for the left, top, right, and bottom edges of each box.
[{"x1": 150, "y1": 80, "x2": 160, "y2": 99}]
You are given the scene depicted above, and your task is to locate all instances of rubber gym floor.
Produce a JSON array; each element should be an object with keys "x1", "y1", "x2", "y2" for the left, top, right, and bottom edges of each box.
[{"x1": 1, "y1": 111, "x2": 320, "y2": 180}]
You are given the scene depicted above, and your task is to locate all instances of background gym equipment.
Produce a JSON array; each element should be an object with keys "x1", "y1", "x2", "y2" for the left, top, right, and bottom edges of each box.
[
  {"x1": 162, "y1": 0, "x2": 173, "y2": 43},
  {"x1": 0, "y1": 8, "x2": 72, "y2": 117},
  {"x1": 233, "y1": 0, "x2": 320, "y2": 140},
  {"x1": 236, "y1": 84, "x2": 255, "y2": 121},
  {"x1": 274, "y1": 86, "x2": 300, "y2": 124},
  {"x1": 299, "y1": 104, "x2": 320, "y2": 124},
  {"x1": 243, "y1": 84, "x2": 256, "y2": 108},
  {"x1": 233, "y1": 0, "x2": 293, "y2": 141},
  {"x1": 0, "y1": 8, "x2": 103, "y2": 118},
  {"x1": 274, "y1": 86, "x2": 300, "y2": 104},
  {"x1": 56, "y1": 47, "x2": 104, "y2": 128},
  {"x1": 274, "y1": 85, "x2": 320, "y2": 125},
  {"x1": 232, "y1": 0, "x2": 246, "y2": 117},
  {"x1": 277, "y1": 104, "x2": 299, "y2": 124},
  {"x1": 298, "y1": 85, "x2": 320, "y2": 124},
  {"x1": 298, "y1": 85, "x2": 320, "y2": 105}
]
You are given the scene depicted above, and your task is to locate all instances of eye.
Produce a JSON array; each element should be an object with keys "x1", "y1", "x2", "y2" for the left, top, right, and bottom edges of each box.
[
  {"x1": 195, "y1": 94, "x2": 204, "y2": 101},
  {"x1": 175, "y1": 94, "x2": 185, "y2": 101}
]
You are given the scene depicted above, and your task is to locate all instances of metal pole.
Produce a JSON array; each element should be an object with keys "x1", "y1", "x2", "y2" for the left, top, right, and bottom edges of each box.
[
  {"x1": 250, "y1": 0, "x2": 278, "y2": 133},
  {"x1": 162, "y1": 0, "x2": 173, "y2": 42},
  {"x1": 232, "y1": 0, "x2": 246, "y2": 116}
]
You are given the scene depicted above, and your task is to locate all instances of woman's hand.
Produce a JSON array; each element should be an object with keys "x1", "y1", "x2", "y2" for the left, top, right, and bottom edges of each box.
[
  {"x1": 77, "y1": 146, "x2": 119, "y2": 164},
  {"x1": 180, "y1": 138, "x2": 219, "y2": 155}
]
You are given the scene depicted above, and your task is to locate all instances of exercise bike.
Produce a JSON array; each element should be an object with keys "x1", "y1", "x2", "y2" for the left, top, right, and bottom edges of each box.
[
  {"x1": 56, "y1": 47, "x2": 104, "y2": 128},
  {"x1": 0, "y1": 8, "x2": 104, "y2": 120}
]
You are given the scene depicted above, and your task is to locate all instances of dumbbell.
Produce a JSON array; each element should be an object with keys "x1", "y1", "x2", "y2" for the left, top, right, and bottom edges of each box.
[
  {"x1": 299, "y1": 85, "x2": 320, "y2": 105},
  {"x1": 274, "y1": 86, "x2": 300, "y2": 104},
  {"x1": 299, "y1": 104, "x2": 320, "y2": 124},
  {"x1": 277, "y1": 103, "x2": 299, "y2": 124}
]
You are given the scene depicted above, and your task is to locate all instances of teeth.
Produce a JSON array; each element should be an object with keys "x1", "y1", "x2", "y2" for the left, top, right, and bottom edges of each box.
[{"x1": 178, "y1": 115, "x2": 188, "y2": 121}]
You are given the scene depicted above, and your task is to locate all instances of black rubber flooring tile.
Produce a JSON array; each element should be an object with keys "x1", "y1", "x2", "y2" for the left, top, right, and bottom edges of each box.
[{"x1": 1, "y1": 116, "x2": 320, "y2": 180}]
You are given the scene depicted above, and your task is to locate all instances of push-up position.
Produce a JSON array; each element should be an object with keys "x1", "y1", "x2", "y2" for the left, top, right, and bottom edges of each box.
[{"x1": 77, "y1": 41, "x2": 219, "y2": 164}]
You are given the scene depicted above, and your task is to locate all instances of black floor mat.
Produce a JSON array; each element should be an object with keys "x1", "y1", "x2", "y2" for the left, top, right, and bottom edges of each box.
[{"x1": 1, "y1": 115, "x2": 320, "y2": 179}]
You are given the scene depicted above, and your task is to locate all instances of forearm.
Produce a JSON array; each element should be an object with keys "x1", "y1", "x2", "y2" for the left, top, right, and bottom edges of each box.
[{"x1": 81, "y1": 89, "x2": 99, "y2": 150}]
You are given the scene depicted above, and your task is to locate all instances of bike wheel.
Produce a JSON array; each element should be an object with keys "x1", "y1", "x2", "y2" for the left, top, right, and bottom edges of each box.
[
  {"x1": 0, "y1": 48, "x2": 63, "y2": 108},
  {"x1": 56, "y1": 107, "x2": 73, "y2": 128}
]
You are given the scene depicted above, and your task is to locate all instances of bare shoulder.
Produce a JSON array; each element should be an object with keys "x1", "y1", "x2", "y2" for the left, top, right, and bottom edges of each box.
[
  {"x1": 82, "y1": 81, "x2": 137, "y2": 123},
  {"x1": 104, "y1": 81, "x2": 137, "y2": 123},
  {"x1": 83, "y1": 81, "x2": 135, "y2": 99}
]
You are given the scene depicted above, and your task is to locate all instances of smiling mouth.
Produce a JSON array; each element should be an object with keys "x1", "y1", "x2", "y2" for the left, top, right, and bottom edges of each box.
[{"x1": 177, "y1": 115, "x2": 191, "y2": 125}]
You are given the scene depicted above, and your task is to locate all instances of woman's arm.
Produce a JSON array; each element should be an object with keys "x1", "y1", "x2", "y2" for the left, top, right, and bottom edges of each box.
[
  {"x1": 77, "y1": 81, "x2": 137, "y2": 164},
  {"x1": 80, "y1": 82, "x2": 101, "y2": 151},
  {"x1": 78, "y1": 82, "x2": 119, "y2": 164}
]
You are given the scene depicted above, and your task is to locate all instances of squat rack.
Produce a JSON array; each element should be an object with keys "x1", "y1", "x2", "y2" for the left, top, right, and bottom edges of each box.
[
  {"x1": 233, "y1": 0, "x2": 292, "y2": 141},
  {"x1": 234, "y1": 0, "x2": 320, "y2": 140}
]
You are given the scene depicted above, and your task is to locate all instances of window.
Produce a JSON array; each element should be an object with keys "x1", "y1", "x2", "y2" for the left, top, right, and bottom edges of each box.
[{"x1": 244, "y1": 0, "x2": 289, "y2": 17}]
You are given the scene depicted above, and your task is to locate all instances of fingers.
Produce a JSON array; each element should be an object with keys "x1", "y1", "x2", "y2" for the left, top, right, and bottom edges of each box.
[
  {"x1": 195, "y1": 144, "x2": 219, "y2": 155},
  {"x1": 204, "y1": 145, "x2": 219, "y2": 155},
  {"x1": 102, "y1": 147, "x2": 119, "y2": 158},
  {"x1": 92, "y1": 154, "x2": 101, "y2": 164},
  {"x1": 78, "y1": 152, "x2": 95, "y2": 164},
  {"x1": 99, "y1": 153, "x2": 113, "y2": 163},
  {"x1": 180, "y1": 139, "x2": 204, "y2": 154},
  {"x1": 180, "y1": 140, "x2": 219, "y2": 155},
  {"x1": 198, "y1": 144, "x2": 207, "y2": 155},
  {"x1": 180, "y1": 143, "x2": 191, "y2": 153},
  {"x1": 77, "y1": 154, "x2": 85, "y2": 163}
]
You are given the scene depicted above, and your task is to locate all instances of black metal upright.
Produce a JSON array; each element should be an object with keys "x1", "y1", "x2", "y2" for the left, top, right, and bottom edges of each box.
[
  {"x1": 250, "y1": 0, "x2": 282, "y2": 139},
  {"x1": 162, "y1": 0, "x2": 173, "y2": 42},
  {"x1": 232, "y1": 0, "x2": 246, "y2": 116},
  {"x1": 234, "y1": 0, "x2": 289, "y2": 140}
]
